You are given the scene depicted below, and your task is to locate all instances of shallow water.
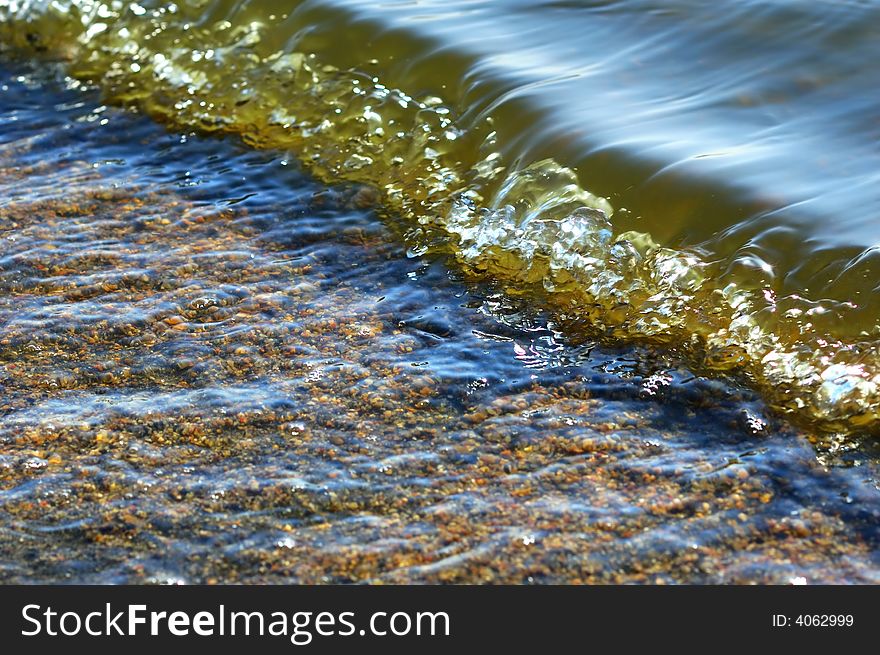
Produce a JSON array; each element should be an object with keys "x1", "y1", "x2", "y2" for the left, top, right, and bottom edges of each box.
[
  {"x1": 1, "y1": 60, "x2": 879, "y2": 584},
  {"x1": 3, "y1": 0, "x2": 880, "y2": 432}
]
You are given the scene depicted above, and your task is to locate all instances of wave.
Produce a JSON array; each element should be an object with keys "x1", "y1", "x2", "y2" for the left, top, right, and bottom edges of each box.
[{"x1": 2, "y1": 0, "x2": 880, "y2": 434}]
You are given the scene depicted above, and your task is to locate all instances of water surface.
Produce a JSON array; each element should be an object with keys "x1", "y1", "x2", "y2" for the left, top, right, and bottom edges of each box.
[
  {"x1": 0, "y1": 59, "x2": 879, "y2": 584},
  {"x1": 3, "y1": 0, "x2": 880, "y2": 432}
]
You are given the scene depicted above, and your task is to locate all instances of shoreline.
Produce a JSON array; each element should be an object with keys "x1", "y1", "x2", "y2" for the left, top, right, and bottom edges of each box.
[{"x1": 0, "y1": 59, "x2": 878, "y2": 584}]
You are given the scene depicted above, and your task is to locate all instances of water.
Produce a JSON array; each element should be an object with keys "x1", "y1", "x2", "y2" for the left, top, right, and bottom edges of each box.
[
  {"x1": 0, "y1": 2, "x2": 879, "y2": 582},
  {"x1": 3, "y1": 0, "x2": 880, "y2": 433}
]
